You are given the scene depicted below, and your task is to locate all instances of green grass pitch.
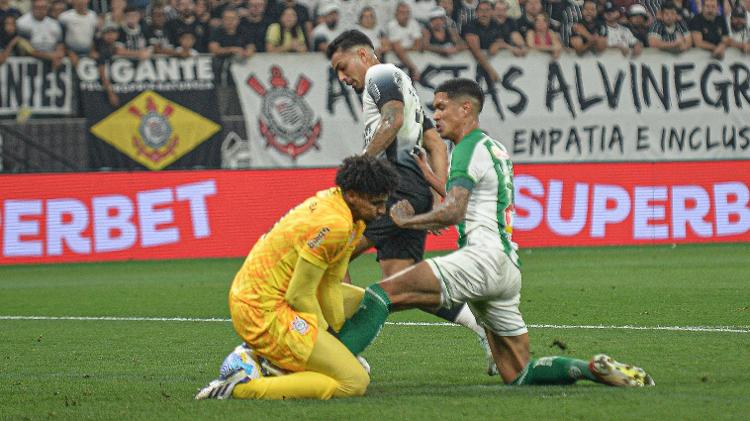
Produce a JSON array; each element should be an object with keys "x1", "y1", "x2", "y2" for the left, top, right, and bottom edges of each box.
[{"x1": 1, "y1": 243, "x2": 749, "y2": 420}]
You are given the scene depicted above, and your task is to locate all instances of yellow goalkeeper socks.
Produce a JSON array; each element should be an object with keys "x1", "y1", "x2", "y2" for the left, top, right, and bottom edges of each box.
[{"x1": 232, "y1": 371, "x2": 339, "y2": 400}]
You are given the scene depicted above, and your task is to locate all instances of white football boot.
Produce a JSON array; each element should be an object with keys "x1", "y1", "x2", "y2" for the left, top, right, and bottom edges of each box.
[{"x1": 589, "y1": 354, "x2": 655, "y2": 387}]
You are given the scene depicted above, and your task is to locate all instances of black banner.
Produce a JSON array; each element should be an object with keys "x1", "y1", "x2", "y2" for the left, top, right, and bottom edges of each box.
[{"x1": 79, "y1": 56, "x2": 222, "y2": 170}]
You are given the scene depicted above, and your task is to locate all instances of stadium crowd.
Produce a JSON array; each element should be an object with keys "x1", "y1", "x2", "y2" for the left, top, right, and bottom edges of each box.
[{"x1": 1, "y1": 0, "x2": 749, "y2": 76}]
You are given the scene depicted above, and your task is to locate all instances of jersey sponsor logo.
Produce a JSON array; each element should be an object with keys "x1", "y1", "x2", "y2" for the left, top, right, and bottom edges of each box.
[
  {"x1": 290, "y1": 315, "x2": 310, "y2": 335},
  {"x1": 306, "y1": 227, "x2": 330, "y2": 249},
  {"x1": 246, "y1": 66, "x2": 321, "y2": 160}
]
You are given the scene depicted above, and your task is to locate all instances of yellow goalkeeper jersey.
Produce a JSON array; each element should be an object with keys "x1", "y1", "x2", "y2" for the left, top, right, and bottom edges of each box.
[{"x1": 230, "y1": 187, "x2": 365, "y2": 313}]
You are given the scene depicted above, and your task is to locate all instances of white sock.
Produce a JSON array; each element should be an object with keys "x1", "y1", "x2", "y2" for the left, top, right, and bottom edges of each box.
[{"x1": 453, "y1": 304, "x2": 486, "y2": 338}]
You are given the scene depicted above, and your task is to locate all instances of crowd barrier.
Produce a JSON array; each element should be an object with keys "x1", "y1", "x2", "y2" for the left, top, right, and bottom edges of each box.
[{"x1": 1, "y1": 160, "x2": 748, "y2": 264}]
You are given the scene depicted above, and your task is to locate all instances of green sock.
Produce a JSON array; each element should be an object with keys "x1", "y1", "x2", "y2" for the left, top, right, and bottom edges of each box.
[
  {"x1": 338, "y1": 284, "x2": 392, "y2": 355},
  {"x1": 512, "y1": 356, "x2": 597, "y2": 385}
]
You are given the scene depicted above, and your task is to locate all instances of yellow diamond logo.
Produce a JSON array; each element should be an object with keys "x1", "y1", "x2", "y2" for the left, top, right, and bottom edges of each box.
[{"x1": 90, "y1": 90, "x2": 221, "y2": 170}]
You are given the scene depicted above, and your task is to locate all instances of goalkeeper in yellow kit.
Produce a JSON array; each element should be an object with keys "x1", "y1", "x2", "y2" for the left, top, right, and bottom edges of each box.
[{"x1": 195, "y1": 155, "x2": 399, "y2": 400}]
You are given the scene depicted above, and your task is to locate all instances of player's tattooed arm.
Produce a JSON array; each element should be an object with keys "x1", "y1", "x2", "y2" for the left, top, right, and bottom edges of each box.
[
  {"x1": 363, "y1": 100, "x2": 404, "y2": 157},
  {"x1": 390, "y1": 186, "x2": 470, "y2": 231}
]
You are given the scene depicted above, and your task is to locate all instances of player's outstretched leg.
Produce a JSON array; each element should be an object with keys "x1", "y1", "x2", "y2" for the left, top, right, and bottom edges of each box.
[
  {"x1": 511, "y1": 354, "x2": 654, "y2": 387},
  {"x1": 339, "y1": 262, "x2": 445, "y2": 355}
]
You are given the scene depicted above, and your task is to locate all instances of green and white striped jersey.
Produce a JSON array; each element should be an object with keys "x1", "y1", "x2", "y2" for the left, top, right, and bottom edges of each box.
[{"x1": 446, "y1": 128, "x2": 520, "y2": 268}]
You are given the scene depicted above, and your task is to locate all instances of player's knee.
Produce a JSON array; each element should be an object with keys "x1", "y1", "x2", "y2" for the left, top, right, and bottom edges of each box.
[
  {"x1": 339, "y1": 366, "x2": 370, "y2": 397},
  {"x1": 349, "y1": 368, "x2": 370, "y2": 397}
]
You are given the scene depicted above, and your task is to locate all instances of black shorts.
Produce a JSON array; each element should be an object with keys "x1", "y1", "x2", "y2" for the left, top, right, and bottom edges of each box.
[{"x1": 364, "y1": 172, "x2": 433, "y2": 263}]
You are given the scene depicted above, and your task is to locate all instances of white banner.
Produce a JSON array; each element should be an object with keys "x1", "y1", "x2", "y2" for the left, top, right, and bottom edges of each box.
[
  {"x1": 232, "y1": 50, "x2": 750, "y2": 167},
  {"x1": 0, "y1": 57, "x2": 74, "y2": 116}
]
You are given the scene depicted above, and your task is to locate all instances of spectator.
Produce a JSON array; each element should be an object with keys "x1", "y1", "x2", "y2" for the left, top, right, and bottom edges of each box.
[
  {"x1": 208, "y1": 0, "x2": 230, "y2": 25},
  {"x1": 175, "y1": 28, "x2": 199, "y2": 55},
  {"x1": 463, "y1": 0, "x2": 505, "y2": 82},
  {"x1": 165, "y1": 0, "x2": 209, "y2": 52},
  {"x1": 58, "y1": 0, "x2": 98, "y2": 66},
  {"x1": 243, "y1": 0, "x2": 272, "y2": 52},
  {"x1": 648, "y1": 1, "x2": 692, "y2": 53},
  {"x1": 356, "y1": 6, "x2": 390, "y2": 59},
  {"x1": 503, "y1": 0, "x2": 523, "y2": 19},
  {"x1": 545, "y1": 0, "x2": 571, "y2": 30},
  {"x1": 116, "y1": 6, "x2": 152, "y2": 60},
  {"x1": 727, "y1": 3, "x2": 750, "y2": 52},
  {"x1": 146, "y1": 5, "x2": 174, "y2": 54},
  {"x1": 526, "y1": 12, "x2": 563, "y2": 58},
  {"x1": 208, "y1": 7, "x2": 253, "y2": 58},
  {"x1": 1, "y1": 15, "x2": 33, "y2": 64},
  {"x1": 272, "y1": 0, "x2": 312, "y2": 39},
  {"x1": 17, "y1": 0, "x2": 65, "y2": 68},
  {"x1": 454, "y1": 0, "x2": 480, "y2": 32},
  {"x1": 386, "y1": 1, "x2": 423, "y2": 81},
  {"x1": 740, "y1": 0, "x2": 750, "y2": 23},
  {"x1": 48, "y1": 0, "x2": 66, "y2": 20},
  {"x1": 312, "y1": 1, "x2": 391, "y2": 33},
  {"x1": 94, "y1": 23, "x2": 120, "y2": 107},
  {"x1": 0, "y1": 0, "x2": 22, "y2": 22},
  {"x1": 422, "y1": 6, "x2": 465, "y2": 56},
  {"x1": 101, "y1": 0, "x2": 126, "y2": 30},
  {"x1": 516, "y1": 0, "x2": 543, "y2": 36},
  {"x1": 195, "y1": 0, "x2": 214, "y2": 27},
  {"x1": 310, "y1": 2, "x2": 341, "y2": 53},
  {"x1": 602, "y1": 1, "x2": 642, "y2": 56},
  {"x1": 627, "y1": 3, "x2": 651, "y2": 46},
  {"x1": 438, "y1": 0, "x2": 462, "y2": 32},
  {"x1": 569, "y1": 0, "x2": 607, "y2": 55},
  {"x1": 494, "y1": 0, "x2": 528, "y2": 56},
  {"x1": 555, "y1": 0, "x2": 583, "y2": 48},
  {"x1": 672, "y1": 0, "x2": 697, "y2": 23},
  {"x1": 164, "y1": 0, "x2": 180, "y2": 20},
  {"x1": 265, "y1": 6, "x2": 307, "y2": 52},
  {"x1": 610, "y1": 0, "x2": 637, "y2": 18},
  {"x1": 689, "y1": 0, "x2": 730, "y2": 59},
  {"x1": 408, "y1": 0, "x2": 439, "y2": 24}
]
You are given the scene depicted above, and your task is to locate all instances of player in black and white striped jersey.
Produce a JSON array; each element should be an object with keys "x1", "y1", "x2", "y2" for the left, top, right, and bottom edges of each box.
[{"x1": 327, "y1": 29, "x2": 500, "y2": 376}]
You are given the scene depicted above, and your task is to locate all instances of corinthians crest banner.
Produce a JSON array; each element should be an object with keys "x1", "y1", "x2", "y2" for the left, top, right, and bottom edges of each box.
[
  {"x1": 232, "y1": 56, "x2": 362, "y2": 168},
  {"x1": 78, "y1": 56, "x2": 222, "y2": 170}
]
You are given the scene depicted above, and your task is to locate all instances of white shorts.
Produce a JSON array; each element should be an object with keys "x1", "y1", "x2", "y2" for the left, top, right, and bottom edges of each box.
[{"x1": 426, "y1": 245, "x2": 527, "y2": 337}]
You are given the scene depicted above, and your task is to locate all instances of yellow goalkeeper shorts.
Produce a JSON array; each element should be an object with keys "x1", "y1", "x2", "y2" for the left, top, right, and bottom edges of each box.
[{"x1": 229, "y1": 293, "x2": 319, "y2": 372}]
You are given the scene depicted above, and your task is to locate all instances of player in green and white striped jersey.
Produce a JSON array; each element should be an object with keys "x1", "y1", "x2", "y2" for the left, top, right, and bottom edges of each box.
[{"x1": 337, "y1": 78, "x2": 654, "y2": 388}]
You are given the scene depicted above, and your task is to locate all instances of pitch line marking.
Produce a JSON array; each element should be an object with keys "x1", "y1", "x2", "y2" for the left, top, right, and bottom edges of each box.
[{"x1": 0, "y1": 315, "x2": 748, "y2": 333}]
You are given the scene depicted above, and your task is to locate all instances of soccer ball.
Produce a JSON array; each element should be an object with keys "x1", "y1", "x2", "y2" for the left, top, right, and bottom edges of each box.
[{"x1": 220, "y1": 344, "x2": 264, "y2": 380}]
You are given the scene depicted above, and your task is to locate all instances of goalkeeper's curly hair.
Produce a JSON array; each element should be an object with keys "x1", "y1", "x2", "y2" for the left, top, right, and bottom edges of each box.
[{"x1": 335, "y1": 155, "x2": 399, "y2": 196}]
